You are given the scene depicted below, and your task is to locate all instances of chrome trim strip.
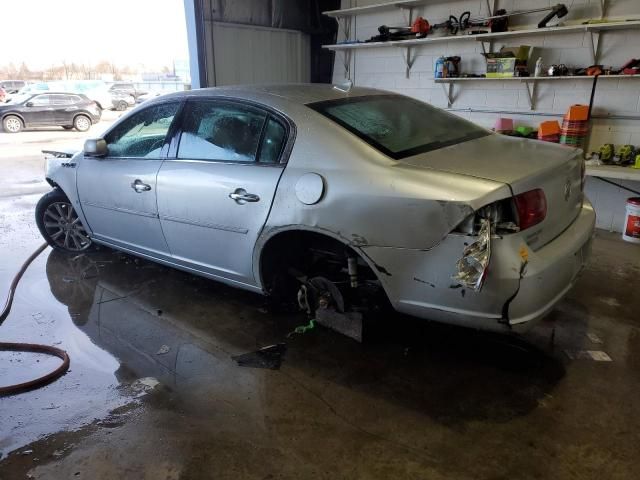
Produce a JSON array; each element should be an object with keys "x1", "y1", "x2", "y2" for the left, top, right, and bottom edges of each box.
[
  {"x1": 160, "y1": 215, "x2": 248, "y2": 234},
  {"x1": 82, "y1": 201, "x2": 157, "y2": 218}
]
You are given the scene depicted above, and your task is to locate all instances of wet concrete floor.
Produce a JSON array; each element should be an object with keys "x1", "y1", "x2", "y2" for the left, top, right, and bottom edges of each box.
[{"x1": 1, "y1": 150, "x2": 640, "y2": 479}]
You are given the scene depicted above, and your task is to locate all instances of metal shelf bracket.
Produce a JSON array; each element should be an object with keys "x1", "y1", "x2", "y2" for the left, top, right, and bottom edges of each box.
[
  {"x1": 402, "y1": 46, "x2": 416, "y2": 78},
  {"x1": 441, "y1": 82, "x2": 454, "y2": 107},
  {"x1": 524, "y1": 80, "x2": 537, "y2": 110},
  {"x1": 588, "y1": 30, "x2": 602, "y2": 64},
  {"x1": 398, "y1": 5, "x2": 414, "y2": 25},
  {"x1": 599, "y1": 0, "x2": 608, "y2": 19},
  {"x1": 341, "y1": 50, "x2": 353, "y2": 80}
]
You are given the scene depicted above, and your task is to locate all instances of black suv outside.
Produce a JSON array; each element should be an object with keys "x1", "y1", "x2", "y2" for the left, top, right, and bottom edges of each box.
[{"x1": 0, "y1": 92, "x2": 101, "y2": 133}]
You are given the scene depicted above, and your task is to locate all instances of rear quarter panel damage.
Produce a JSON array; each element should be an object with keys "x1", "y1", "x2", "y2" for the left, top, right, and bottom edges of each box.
[{"x1": 258, "y1": 105, "x2": 513, "y2": 252}]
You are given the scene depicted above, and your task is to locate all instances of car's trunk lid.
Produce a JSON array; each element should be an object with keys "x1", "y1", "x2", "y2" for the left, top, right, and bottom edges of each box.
[{"x1": 400, "y1": 134, "x2": 584, "y2": 249}]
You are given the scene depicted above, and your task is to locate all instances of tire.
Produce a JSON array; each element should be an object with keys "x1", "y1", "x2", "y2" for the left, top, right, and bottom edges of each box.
[
  {"x1": 73, "y1": 115, "x2": 91, "y2": 132},
  {"x1": 36, "y1": 189, "x2": 93, "y2": 253},
  {"x1": 3, "y1": 115, "x2": 23, "y2": 133},
  {"x1": 116, "y1": 101, "x2": 127, "y2": 111}
]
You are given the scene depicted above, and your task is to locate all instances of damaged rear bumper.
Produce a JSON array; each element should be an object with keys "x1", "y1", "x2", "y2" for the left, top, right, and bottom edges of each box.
[{"x1": 359, "y1": 199, "x2": 595, "y2": 333}]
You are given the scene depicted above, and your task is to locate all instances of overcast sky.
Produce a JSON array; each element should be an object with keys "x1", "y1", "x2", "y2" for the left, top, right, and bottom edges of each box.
[{"x1": 2, "y1": 0, "x2": 189, "y2": 69}]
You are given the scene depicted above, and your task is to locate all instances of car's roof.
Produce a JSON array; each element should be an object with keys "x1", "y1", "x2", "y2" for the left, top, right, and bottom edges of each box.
[{"x1": 160, "y1": 83, "x2": 388, "y2": 106}]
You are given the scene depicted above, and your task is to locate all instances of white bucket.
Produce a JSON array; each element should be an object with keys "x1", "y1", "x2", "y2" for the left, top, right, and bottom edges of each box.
[{"x1": 623, "y1": 197, "x2": 640, "y2": 244}]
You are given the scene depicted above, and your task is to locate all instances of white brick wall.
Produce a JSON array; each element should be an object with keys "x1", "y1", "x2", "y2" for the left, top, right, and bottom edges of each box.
[{"x1": 331, "y1": 0, "x2": 640, "y2": 234}]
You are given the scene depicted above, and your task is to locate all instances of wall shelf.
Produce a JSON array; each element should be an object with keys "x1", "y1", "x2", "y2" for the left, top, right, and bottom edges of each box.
[
  {"x1": 586, "y1": 165, "x2": 640, "y2": 182},
  {"x1": 323, "y1": 0, "x2": 436, "y2": 18},
  {"x1": 434, "y1": 75, "x2": 640, "y2": 109},
  {"x1": 325, "y1": 20, "x2": 640, "y2": 50},
  {"x1": 324, "y1": 19, "x2": 640, "y2": 78}
]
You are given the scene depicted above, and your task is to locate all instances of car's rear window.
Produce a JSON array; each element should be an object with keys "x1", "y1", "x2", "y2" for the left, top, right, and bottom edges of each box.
[{"x1": 308, "y1": 94, "x2": 488, "y2": 159}]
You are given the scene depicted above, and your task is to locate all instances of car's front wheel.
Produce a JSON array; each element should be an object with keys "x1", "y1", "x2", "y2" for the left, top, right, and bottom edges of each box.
[
  {"x1": 3, "y1": 115, "x2": 23, "y2": 133},
  {"x1": 36, "y1": 189, "x2": 93, "y2": 252},
  {"x1": 116, "y1": 101, "x2": 127, "y2": 111},
  {"x1": 73, "y1": 115, "x2": 91, "y2": 132}
]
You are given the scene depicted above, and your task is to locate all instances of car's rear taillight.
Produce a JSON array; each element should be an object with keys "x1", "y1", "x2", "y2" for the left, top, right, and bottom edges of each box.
[{"x1": 514, "y1": 189, "x2": 547, "y2": 231}]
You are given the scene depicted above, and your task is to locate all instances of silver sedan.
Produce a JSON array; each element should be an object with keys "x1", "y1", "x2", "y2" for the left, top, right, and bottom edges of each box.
[{"x1": 36, "y1": 84, "x2": 595, "y2": 334}]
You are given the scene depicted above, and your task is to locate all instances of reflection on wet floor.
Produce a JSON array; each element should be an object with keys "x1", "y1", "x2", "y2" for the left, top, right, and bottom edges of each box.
[{"x1": 1, "y1": 233, "x2": 640, "y2": 478}]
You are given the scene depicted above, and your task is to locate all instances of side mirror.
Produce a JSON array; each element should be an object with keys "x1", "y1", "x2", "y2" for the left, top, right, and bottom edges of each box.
[
  {"x1": 84, "y1": 138, "x2": 108, "y2": 157},
  {"x1": 25, "y1": 102, "x2": 33, "y2": 107}
]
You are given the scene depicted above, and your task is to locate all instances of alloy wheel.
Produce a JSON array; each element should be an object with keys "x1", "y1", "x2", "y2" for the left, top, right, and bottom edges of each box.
[
  {"x1": 42, "y1": 202, "x2": 92, "y2": 251},
  {"x1": 4, "y1": 117, "x2": 22, "y2": 133},
  {"x1": 75, "y1": 116, "x2": 90, "y2": 131}
]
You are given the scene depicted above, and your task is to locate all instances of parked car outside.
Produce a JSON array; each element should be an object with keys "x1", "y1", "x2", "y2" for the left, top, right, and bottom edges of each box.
[
  {"x1": 111, "y1": 91, "x2": 135, "y2": 111},
  {"x1": 1, "y1": 92, "x2": 101, "y2": 133},
  {"x1": 109, "y1": 82, "x2": 146, "y2": 100},
  {"x1": 0, "y1": 80, "x2": 27, "y2": 94},
  {"x1": 35, "y1": 84, "x2": 595, "y2": 335},
  {"x1": 135, "y1": 90, "x2": 163, "y2": 104}
]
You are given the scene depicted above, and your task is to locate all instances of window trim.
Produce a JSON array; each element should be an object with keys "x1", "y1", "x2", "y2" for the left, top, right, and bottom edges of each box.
[
  {"x1": 308, "y1": 94, "x2": 489, "y2": 160},
  {"x1": 166, "y1": 95, "x2": 295, "y2": 167}
]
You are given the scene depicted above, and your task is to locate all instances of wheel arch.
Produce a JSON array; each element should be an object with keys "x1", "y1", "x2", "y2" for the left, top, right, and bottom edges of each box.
[
  {"x1": 2, "y1": 112, "x2": 25, "y2": 126},
  {"x1": 254, "y1": 225, "x2": 390, "y2": 295}
]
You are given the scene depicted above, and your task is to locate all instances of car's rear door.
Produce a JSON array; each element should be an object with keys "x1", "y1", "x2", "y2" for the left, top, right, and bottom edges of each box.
[
  {"x1": 77, "y1": 101, "x2": 182, "y2": 256},
  {"x1": 48, "y1": 94, "x2": 74, "y2": 124},
  {"x1": 156, "y1": 98, "x2": 289, "y2": 287}
]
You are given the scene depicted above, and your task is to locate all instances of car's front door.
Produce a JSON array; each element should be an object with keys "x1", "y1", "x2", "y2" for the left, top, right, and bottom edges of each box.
[
  {"x1": 77, "y1": 101, "x2": 182, "y2": 256},
  {"x1": 23, "y1": 94, "x2": 55, "y2": 126},
  {"x1": 156, "y1": 99, "x2": 289, "y2": 287}
]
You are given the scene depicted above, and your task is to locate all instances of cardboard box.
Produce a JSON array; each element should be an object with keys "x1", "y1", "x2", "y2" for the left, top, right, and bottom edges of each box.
[{"x1": 484, "y1": 46, "x2": 531, "y2": 78}]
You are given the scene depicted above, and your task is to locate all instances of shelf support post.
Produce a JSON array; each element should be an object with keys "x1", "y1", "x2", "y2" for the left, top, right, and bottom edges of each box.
[
  {"x1": 479, "y1": 40, "x2": 494, "y2": 56},
  {"x1": 588, "y1": 30, "x2": 601, "y2": 64},
  {"x1": 399, "y1": 5, "x2": 414, "y2": 26},
  {"x1": 336, "y1": 15, "x2": 352, "y2": 42},
  {"x1": 402, "y1": 46, "x2": 415, "y2": 78},
  {"x1": 524, "y1": 80, "x2": 537, "y2": 111},
  {"x1": 485, "y1": 0, "x2": 497, "y2": 16},
  {"x1": 599, "y1": 0, "x2": 608, "y2": 19},
  {"x1": 344, "y1": 50, "x2": 352, "y2": 80},
  {"x1": 441, "y1": 82, "x2": 454, "y2": 107}
]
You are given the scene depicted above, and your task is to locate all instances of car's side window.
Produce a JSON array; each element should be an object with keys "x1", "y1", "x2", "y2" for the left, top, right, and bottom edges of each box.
[
  {"x1": 177, "y1": 101, "x2": 267, "y2": 163},
  {"x1": 105, "y1": 102, "x2": 180, "y2": 159},
  {"x1": 30, "y1": 95, "x2": 51, "y2": 106},
  {"x1": 258, "y1": 118, "x2": 286, "y2": 164},
  {"x1": 49, "y1": 95, "x2": 70, "y2": 106}
]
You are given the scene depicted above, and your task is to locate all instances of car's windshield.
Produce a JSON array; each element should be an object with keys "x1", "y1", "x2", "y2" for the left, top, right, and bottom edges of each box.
[{"x1": 309, "y1": 94, "x2": 489, "y2": 159}]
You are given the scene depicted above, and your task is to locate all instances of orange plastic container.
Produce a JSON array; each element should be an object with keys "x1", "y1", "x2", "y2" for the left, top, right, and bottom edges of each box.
[
  {"x1": 538, "y1": 120, "x2": 561, "y2": 136},
  {"x1": 566, "y1": 104, "x2": 589, "y2": 121}
]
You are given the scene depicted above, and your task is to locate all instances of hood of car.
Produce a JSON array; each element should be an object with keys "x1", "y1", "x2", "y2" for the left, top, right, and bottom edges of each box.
[{"x1": 399, "y1": 133, "x2": 578, "y2": 186}]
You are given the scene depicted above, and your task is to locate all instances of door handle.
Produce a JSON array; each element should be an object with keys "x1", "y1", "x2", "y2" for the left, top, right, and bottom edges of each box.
[
  {"x1": 131, "y1": 179, "x2": 151, "y2": 193},
  {"x1": 229, "y1": 188, "x2": 260, "y2": 204}
]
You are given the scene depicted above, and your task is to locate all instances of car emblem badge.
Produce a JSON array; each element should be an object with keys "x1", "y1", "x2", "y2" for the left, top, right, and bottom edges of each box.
[{"x1": 564, "y1": 179, "x2": 572, "y2": 201}]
